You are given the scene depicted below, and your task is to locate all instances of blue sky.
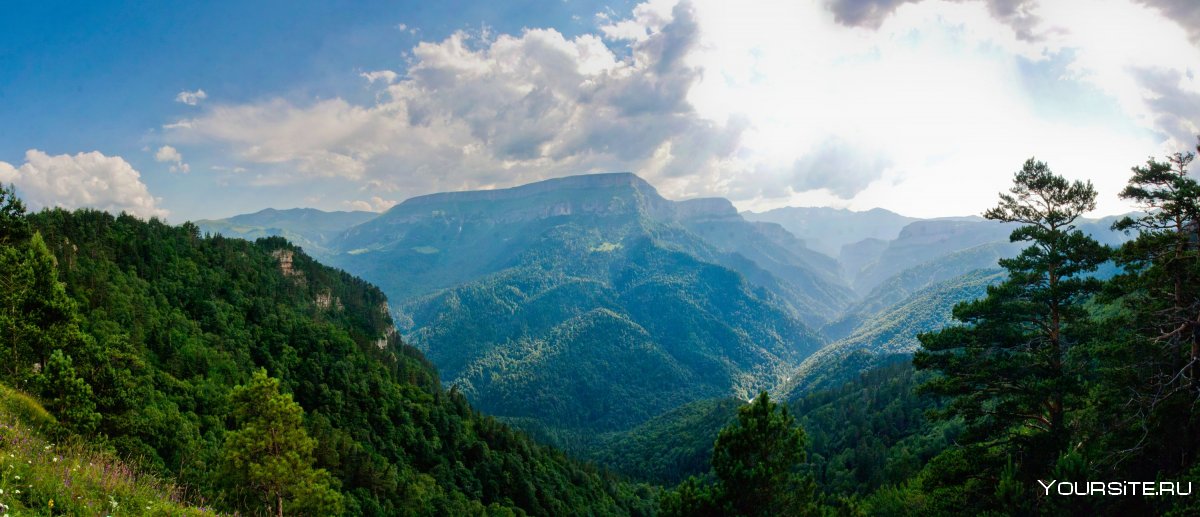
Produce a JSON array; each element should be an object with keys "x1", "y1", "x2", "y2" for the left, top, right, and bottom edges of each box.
[{"x1": 2, "y1": 0, "x2": 1198, "y2": 221}]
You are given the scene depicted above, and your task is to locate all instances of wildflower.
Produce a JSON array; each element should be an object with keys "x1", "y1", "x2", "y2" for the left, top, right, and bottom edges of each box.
[
  {"x1": 52, "y1": 456, "x2": 59, "y2": 462},
  {"x1": 48, "y1": 499, "x2": 54, "y2": 509}
]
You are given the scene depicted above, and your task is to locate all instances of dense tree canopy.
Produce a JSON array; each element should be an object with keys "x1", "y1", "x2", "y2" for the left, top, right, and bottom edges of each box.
[{"x1": 0, "y1": 201, "x2": 654, "y2": 515}]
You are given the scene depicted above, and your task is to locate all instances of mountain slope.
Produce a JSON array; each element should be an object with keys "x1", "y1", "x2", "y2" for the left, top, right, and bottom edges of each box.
[
  {"x1": 403, "y1": 233, "x2": 824, "y2": 433},
  {"x1": 0, "y1": 384, "x2": 213, "y2": 515},
  {"x1": 781, "y1": 268, "x2": 1004, "y2": 397},
  {"x1": 9, "y1": 208, "x2": 652, "y2": 515},
  {"x1": 677, "y1": 199, "x2": 853, "y2": 326},
  {"x1": 850, "y1": 219, "x2": 1014, "y2": 293},
  {"x1": 823, "y1": 242, "x2": 1021, "y2": 339}
]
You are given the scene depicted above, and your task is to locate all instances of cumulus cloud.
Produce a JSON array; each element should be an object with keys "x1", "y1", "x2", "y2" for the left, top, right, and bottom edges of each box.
[
  {"x1": 175, "y1": 89, "x2": 208, "y2": 106},
  {"x1": 166, "y1": 0, "x2": 746, "y2": 199},
  {"x1": 0, "y1": 150, "x2": 168, "y2": 219},
  {"x1": 154, "y1": 145, "x2": 190, "y2": 173}
]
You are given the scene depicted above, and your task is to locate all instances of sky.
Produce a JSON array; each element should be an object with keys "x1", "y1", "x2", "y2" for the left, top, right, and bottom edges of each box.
[{"x1": 1, "y1": 0, "x2": 1198, "y2": 221}]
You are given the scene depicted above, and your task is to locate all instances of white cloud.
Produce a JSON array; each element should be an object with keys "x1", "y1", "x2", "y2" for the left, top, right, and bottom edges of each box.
[
  {"x1": 683, "y1": 0, "x2": 1198, "y2": 216},
  {"x1": 601, "y1": 20, "x2": 651, "y2": 41},
  {"x1": 360, "y1": 70, "x2": 399, "y2": 85},
  {"x1": 0, "y1": 150, "x2": 168, "y2": 219},
  {"x1": 166, "y1": 1, "x2": 744, "y2": 200},
  {"x1": 175, "y1": 89, "x2": 208, "y2": 106},
  {"x1": 162, "y1": 0, "x2": 1199, "y2": 218},
  {"x1": 345, "y1": 196, "x2": 398, "y2": 212},
  {"x1": 154, "y1": 145, "x2": 189, "y2": 173}
]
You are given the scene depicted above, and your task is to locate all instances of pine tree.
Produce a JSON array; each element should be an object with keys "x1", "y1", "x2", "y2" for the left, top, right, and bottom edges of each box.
[
  {"x1": 1111, "y1": 146, "x2": 1200, "y2": 396},
  {"x1": 222, "y1": 369, "x2": 342, "y2": 517},
  {"x1": 0, "y1": 183, "x2": 30, "y2": 245},
  {"x1": 1098, "y1": 140, "x2": 1200, "y2": 478},
  {"x1": 712, "y1": 392, "x2": 816, "y2": 517},
  {"x1": 915, "y1": 158, "x2": 1108, "y2": 504},
  {"x1": 661, "y1": 392, "x2": 816, "y2": 517}
]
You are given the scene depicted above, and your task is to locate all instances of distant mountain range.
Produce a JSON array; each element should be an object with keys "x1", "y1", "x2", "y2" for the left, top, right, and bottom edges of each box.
[
  {"x1": 743, "y1": 206, "x2": 918, "y2": 258},
  {"x1": 194, "y1": 171, "x2": 1135, "y2": 480},
  {"x1": 194, "y1": 207, "x2": 375, "y2": 261}
]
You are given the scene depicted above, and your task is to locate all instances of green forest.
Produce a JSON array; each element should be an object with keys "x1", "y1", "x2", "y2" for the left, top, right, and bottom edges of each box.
[
  {"x1": 0, "y1": 192, "x2": 653, "y2": 515},
  {"x1": 2, "y1": 140, "x2": 1200, "y2": 516}
]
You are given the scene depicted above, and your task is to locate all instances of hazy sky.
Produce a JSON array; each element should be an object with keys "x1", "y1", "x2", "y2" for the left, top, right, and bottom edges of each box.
[{"x1": 1, "y1": 0, "x2": 1198, "y2": 221}]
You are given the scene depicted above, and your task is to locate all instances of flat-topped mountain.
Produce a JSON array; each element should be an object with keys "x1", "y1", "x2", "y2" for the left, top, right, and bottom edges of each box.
[
  {"x1": 349, "y1": 172, "x2": 671, "y2": 230},
  {"x1": 333, "y1": 172, "x2": 851, "y2": 323},
  {"x1": 308, "y1": 172, "x2": 847, "y2": 444}
]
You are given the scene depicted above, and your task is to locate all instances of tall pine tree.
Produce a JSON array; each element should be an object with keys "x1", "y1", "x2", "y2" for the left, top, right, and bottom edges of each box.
[{"x1": 915, "y1": 158, "x2": 1108, "y2": 508}]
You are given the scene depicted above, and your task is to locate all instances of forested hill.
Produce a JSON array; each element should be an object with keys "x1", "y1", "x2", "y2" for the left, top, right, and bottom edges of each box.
[{"x1": 1, "y1": 198, "x2": 653, "y2": 515}]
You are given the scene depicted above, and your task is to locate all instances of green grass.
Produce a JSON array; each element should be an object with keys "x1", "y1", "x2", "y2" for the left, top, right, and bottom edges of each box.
[{"x1": 0, "y1": 385, "x2": 213, "y2": 516}]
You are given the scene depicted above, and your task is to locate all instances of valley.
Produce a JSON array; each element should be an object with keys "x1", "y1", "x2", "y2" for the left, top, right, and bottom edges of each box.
[{"x1": 195, "y1": 171, "x2": 1132, "y2": 485}]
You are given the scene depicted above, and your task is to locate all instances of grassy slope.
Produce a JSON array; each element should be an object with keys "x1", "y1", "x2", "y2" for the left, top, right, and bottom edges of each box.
[{"x1": 0, "y1": 384, "x2": 210, "y2": 516}]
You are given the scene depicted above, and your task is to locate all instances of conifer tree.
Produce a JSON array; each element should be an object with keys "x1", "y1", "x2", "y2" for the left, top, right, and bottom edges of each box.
[
  {"x1": 1099, "y1": 140, "x2": 1200, "y2": 476},
  {"x1": 661, "y1": 392, "x2": 816, "y2": 517},
  {"x1": 222, "y1": 369, "x2": 342, "y2": 517},
  {"x1": 712, "y1": 391, "x2": 816, "y2": 517},
  {"x1": 915, "y1": 158, "x2": 1108, "y2": 501},
  {"x1": 0, "y1": 183, "x2": 30, "y2": 244}
]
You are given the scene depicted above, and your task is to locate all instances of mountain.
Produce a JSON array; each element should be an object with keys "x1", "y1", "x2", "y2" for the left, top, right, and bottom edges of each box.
[
  {"x1": 331, "y1": 173, "x2": 850, "y2": 323},
  {"x1": 849, "y1": 218, "x2": 1014, "y2": 293},
  {"x1": 676, "y1": 199, "x2": 853, "y2": 326},
  {"x1": 328, "y1": 174, "x2": 833, "y2": 439},
  {"x1": 823, "y1": 242, "x2": 1021, "y2": 339},
  {"x1": 6, "y1": 207, "x2": 652, "y2": 515},
  {"x1": 194, "y1": 207, "x2": 376, "y2": 261},
  {"x1": 781, "y1": 268, "x2": 1005, "y2": 396},
  {"x1": 846, "y1": 214, "x2": 1132, "y2": 294},
  {"x1": 742, "y1": 207, "x2": 918, "y2": 258}
]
